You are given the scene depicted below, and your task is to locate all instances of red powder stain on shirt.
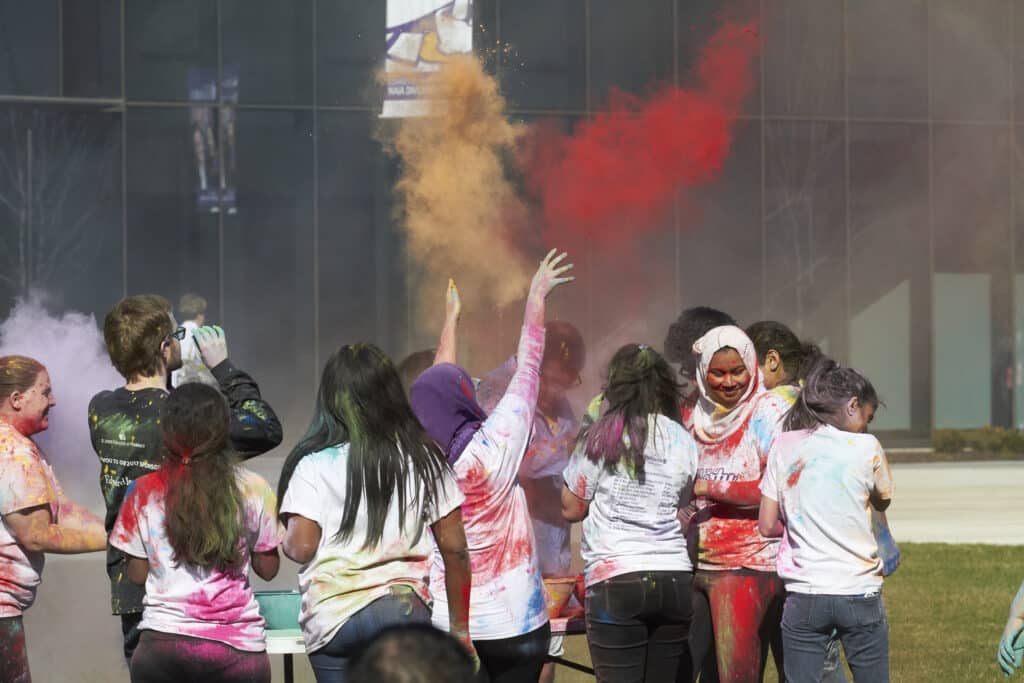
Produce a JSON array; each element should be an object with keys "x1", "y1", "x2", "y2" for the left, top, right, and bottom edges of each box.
[
  {"x1": 786, "y1": 463, "x2": 805, "y2": 488},
  {"x1": 114, "y1": 471, "x2": 166, "y2": 540}
]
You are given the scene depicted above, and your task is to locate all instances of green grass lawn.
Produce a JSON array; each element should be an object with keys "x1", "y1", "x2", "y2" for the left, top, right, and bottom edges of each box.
[{"x1": 556, "y1": 543, "x2": 1024, "y2": 682}]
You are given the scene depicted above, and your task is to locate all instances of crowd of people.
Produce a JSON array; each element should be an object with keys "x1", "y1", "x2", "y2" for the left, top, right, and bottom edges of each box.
[{"x1": 0, "y1": 246, "x2": 939, "y2": 683}]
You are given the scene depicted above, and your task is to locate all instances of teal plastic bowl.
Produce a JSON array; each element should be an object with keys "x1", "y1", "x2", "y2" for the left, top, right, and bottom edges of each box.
[{"x1": 255, "y1": 590, "x2": 301, "y2": 631}]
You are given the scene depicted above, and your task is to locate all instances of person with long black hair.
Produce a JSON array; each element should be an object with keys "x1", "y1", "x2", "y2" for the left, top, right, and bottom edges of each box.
[
  {"x1": 277, "y1": 343, "x2": 472, "y2": 683},
  {"x1": 109, "y1": 383, "x2": 282, "y2": 683},
  {"x1": 562, "y1": 344, "x2": 698, "y2": 683},
  {"x1": 759, "y1": 358, "x2": 893, "y2": 683}
]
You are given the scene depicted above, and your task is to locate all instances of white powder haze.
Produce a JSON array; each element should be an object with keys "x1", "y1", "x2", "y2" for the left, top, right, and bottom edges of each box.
[{"x1": 0, "y1": 292, "x2": 121, "y2": 511}]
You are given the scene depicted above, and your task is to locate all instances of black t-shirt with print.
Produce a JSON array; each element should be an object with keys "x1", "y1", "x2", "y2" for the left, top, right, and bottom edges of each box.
[{"x1": 89, "y1": 359, "x2": 283, "y2": 615}]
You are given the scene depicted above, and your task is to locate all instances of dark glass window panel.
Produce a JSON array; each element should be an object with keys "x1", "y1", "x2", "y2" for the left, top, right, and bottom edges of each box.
[
  {"x1": 763, "y1": 0, "x2": 844, "y2": 118},
  {"x1": 221, "y1": 0, "x2": 313, "y2": 105},
  {"x1": 930, "y1": 0, "x2": 1011, "y2": 122},
  {"x1": 317, "y1": 0, "x2": 383, "y2": 108},
  {"x1": 125, "y1": 1, "x2": 217, "y2": 102},
  {"x1": 0, "y1": 104, "x2": 122, "y2": 320},
  {"x1": 678, "y1": 118, "x2": 763, "y2": 327},
  {"x1": 589, "y1": 0, "x2": 674, "y2": 105},
  {"x1": 498, "y1": 0, "x2": 585, "y2": 111},
  {"x1": 222, "y1": 109, "x2": 315, "y2": 436},
  {"x1": 848, "y1": 123, "x2": 929, "y2": 432},
  {"x1": 125, "y1": 107, "x2": 220, "y2": 315},
  {"x1": 62, "y1": 0, "x2": 121, "y2": 98},
  {"x1": 0, "y1": 1, "x2": 59, "y2": 97},
  {"x1": 317, "y1": 110, "x2": 403, "y2": 359},
  {"x1": 677, "y1": 0, "x2": 761, "y2": 118},
  {"x1": 847, "y1": 0, "x2": 928, "y2": 120},
  {"x1": 763, "y1": 120, "x2": 847, "y2": 356}
]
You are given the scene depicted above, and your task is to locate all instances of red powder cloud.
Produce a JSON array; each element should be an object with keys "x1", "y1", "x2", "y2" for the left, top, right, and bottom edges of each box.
[{"x1": 522, "y1": 21, "x2": 759, "y2": 253}]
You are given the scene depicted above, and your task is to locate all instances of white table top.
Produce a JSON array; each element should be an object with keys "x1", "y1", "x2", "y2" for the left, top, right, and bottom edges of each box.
[{"x1": 266, "y1": 629, "x2": 306, "y2": 655}]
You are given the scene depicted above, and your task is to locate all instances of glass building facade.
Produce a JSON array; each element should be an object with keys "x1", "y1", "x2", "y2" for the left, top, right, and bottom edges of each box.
[{"x1": 1, "y1": 0, "x2": 1020, "y2": 445}]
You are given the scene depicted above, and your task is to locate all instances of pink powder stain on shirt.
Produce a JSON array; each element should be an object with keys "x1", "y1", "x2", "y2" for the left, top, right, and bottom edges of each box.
[
  {"x1": 573, "y1": 474, "x2": 589, "y2": 498},
  {"x1": 183, "y1": 571, "x2": 255, "y2": 627}
]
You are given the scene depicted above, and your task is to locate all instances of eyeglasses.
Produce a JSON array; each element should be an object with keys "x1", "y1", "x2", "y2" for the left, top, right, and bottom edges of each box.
[{"x1": 167, "y1": 326, "x2": 187, "y2": 342}]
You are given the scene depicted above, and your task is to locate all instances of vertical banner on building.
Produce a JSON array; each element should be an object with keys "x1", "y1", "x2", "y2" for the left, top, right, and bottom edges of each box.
[
  {"x1": 188, "y1": 65, "x2": 240, "y2": 214},
  {"x1": 382, "y1": 0, "x2": 473, "y2": 118}
]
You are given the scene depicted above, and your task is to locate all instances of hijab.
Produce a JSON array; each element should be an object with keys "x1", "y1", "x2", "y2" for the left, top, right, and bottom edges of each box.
[
  {"x1": 691, "y1": 325, "x2": 764, "y2": 443},
  {"x1": 409, "y1": 363, "x2": 486, "y2": 465}
]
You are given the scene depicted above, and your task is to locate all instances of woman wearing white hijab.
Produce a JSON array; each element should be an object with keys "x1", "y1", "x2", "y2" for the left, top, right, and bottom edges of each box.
[{"x1": 686, "y1": 326, "x2": 789, "y2": 683}]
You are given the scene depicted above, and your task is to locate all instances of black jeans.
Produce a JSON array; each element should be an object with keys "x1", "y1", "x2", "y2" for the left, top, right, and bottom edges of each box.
[
  {"x1": 586, "y1": 570, "x2": 694, "y2": 683},
  {"x1": 473, "y1": 622, "x2": 551, "y2": 683},
  {"x1": 121, "y1": 612, "x2": 144, "y2": 662}
]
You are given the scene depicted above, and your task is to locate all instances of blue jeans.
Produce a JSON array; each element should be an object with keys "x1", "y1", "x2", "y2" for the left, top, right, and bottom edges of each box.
[
  {"x1": 308, "y1": 587, "x2": 431, "y2": 683},
  {"x1": 782, "y1": 592, "x2": 889, "y2": 683}
]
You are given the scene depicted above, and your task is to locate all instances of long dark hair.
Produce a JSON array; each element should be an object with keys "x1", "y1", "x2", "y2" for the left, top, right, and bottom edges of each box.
[
  {"x1": 161, "y1": 383, "x2": 243, "y2": 571},
  {"x1": 578, "y1": 344, "x2": 681, "y2": 480},
  {"x1": 745, "y1": 320, "x2": 822, "y2": 384},
  {"x1": 784, "y1": 356, "x2": 880, "y2": 431},
  {"x1": 278, "y1": 343, "x2": 448, "y2": 550}
]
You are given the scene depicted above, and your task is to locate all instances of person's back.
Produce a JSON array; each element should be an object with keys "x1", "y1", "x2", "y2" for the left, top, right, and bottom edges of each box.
[
  {"x1": 280, "y1": 441, "x2": 462, "y2": 651},
  {"x1": 411, "y1": 252, "x2": 574, "y2": 683},
  {"x1": 109, "y1": 383, "x2": 282, "y2": 683},
  {"x1": 561, "y1": 343, "x2": 698, "y2": 683},
  {"x1": 111, "y1": 466, "x2": 280, "y2": 648},
  {"x1": 279, "y1": 342, "x2": 472, "y2": 681},
  {"x1": 93, "y1": 295, "x2": 283, "y2": 660},
  {"x1": 764, "y1": 427, "x2": 891, "y2": 594},
  {"x1": 758, "y1": 357, "x2": 893, "y2": 683},
  {"x1": 566, "y1": 413, "x2": 697, "y2": 586},
  {"x1": 427, "y1": 364, "x2": 548, "y2": 639}
]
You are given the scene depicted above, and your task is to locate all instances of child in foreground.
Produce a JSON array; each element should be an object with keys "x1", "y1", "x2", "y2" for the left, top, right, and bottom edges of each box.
[{"x1": 111, "y1": 383, "x2": 282, "y2": 683}]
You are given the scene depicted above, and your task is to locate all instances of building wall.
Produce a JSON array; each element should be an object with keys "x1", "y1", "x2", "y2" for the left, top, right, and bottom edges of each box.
[{"x1": 1, "y1": 0, "x2": 1022, "y2": 441}]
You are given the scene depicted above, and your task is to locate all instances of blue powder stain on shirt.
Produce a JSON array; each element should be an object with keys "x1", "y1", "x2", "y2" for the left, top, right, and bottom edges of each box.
[{"x1": 525, "y1": 577, "x2": 547, "y2": 623}]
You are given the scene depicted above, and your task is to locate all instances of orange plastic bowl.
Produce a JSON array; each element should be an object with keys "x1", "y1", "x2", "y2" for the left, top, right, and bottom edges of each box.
[{"x1": 543, "y1": 577, "x2": 577, "y2": 619}]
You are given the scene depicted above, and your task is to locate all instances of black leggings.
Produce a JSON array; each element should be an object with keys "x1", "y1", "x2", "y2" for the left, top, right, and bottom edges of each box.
[
  {"x1": 473, "y1": 622, "x2": 551, "y2": 683},
  {"x1": 130, "y1": 630, "x2": 270, "y2": 683},
  {"x1": 0, "y1": 616, "x2": 30, "y2": 683}
]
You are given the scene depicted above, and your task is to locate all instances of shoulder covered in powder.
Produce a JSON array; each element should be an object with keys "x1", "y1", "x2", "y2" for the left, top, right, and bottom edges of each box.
[{"x1": 236, "y1": 466, "x2": 274, "y2": 495}]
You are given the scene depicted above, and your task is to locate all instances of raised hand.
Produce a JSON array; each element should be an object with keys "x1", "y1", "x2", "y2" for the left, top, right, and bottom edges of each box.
[
  {"x1": 193, "y1": 325, "x2": 229, "y2": 369},
  {"x1": 528, "y1": 249, "x2": 575, "y2": 302},
  {"x1": 446, "y1": 278, "x2": 461, "y2": 321}
]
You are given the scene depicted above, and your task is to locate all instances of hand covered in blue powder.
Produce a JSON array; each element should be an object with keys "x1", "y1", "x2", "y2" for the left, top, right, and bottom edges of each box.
[
  {"x1": 997, "y1": 623, "x2": 1024, "y2": 676},
  {"x1": 999, "y1": 579, "x2": 1024, "y2": 676},
  {"x1": 194, "y1": 325, "x2": 228, "y2": 369}
]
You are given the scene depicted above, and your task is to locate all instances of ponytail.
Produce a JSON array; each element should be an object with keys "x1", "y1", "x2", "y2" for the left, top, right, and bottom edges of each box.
[
  {"x1": 578, "y1": 344, "x2": 681, "y2": 480},
  {"x1": 161, "y1": 384, "x2": 243, "y2": 571},
  {"x1": 784, "y1": 356, "x2": 879, "y2": 432}
]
